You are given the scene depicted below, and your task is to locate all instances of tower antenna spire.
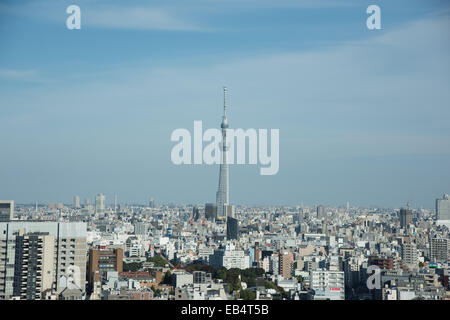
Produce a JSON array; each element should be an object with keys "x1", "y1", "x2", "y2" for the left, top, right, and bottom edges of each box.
[{"x1": 223, "y1": 86, "x2": 227, "y2": 116}]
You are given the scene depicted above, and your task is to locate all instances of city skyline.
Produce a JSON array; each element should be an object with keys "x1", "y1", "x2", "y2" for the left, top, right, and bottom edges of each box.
[
  {"x1": 1, "y1": 0, "x2": 450, "y2": 305},
  {"x1": 1, "y1": 1, "x2": 450, "y2": 207}
]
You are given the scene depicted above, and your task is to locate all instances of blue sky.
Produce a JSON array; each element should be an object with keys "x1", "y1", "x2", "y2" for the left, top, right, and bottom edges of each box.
[{"x1": 0, "y1": 0, "x2": 449, "y2": 208}]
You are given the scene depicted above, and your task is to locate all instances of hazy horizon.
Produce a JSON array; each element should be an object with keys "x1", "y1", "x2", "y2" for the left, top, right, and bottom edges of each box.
[{"x1": 1, "y1": 0, "x2": 450, "y2": 208}]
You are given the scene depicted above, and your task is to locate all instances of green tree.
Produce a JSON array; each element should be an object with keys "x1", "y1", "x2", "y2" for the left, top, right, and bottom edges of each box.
[
  {"x1": 215, "y1": 267, "x2": 227, "y2": 281},
  {"x1": 264, "y1": 280, "x2": 288, "y2": 298},
  {"x1": 162, "y1": 270, "x2": 172, "y2": 285},
  {"x1": 240, "y1": 268, "x2": 265, "y2": 288},
  {"x1": 153, "y1": 288, "x2": 162, "y2": 297},
  {"x1": 226, "y1": 268, "x2": 242, "y2": 293},
  {"x1": 240, "y1": 289, "x2": 256, "y2": 300},
  {"x1": 123, "y1": 262, "x2": 143, "y2": 272},
  {"x1": 147, "y1": 255, "x2": 169, "y2": 268},
  {"x1": 264, "y1": 280, "x2": 277, "y2": 290}
]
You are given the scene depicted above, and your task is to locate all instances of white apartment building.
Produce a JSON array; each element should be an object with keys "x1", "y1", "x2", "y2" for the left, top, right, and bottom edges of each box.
[
  {"x1": 209, "y1": 242, "x2": 250, "y2": 270},
  {"x1": 310, "y1": 270, "x2": 345, "y2": 300}
]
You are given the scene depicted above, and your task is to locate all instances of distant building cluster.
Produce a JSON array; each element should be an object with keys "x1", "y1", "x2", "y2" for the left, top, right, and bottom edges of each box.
[{"x1": 0, "y1": 194, "x2": 449, "y2": 300}]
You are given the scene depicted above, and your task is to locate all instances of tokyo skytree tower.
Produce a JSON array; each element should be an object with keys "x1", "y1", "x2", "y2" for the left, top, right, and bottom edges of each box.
[{"x1": 216, "y1": 87, "x2": 229, "y2": 218}]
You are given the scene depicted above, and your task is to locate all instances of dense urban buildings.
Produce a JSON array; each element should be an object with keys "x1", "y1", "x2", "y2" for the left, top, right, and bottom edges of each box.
[
  {"x1": 0, "y1": 95, "x2": 449, "y2": 301},
  {"x1": 0, "y1": 197, "x2": 448, "y2": 300}
]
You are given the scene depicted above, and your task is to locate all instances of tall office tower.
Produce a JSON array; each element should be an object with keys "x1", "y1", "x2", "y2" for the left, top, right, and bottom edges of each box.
[
  {"x1": 95, "y1": 193, "x2": 106, "y2": 216},
  {"x1": 73, "y1": 196, "x2": 80, "y2": 209},
  {"x1": 399, "y1": 208, "x2": 413, "y2": 229},
  {"x1": 0, "y1": 200, "x2": 14, "y2": 222},
  {"x1": 317, "y1": 205, "x2": 325, "y2": 219},
  {"x1": 148, "y1": 197, "x2": 155, "y2": 208},
  {"x1": 226, "y1": 217, "x2": 238, "y2": 240},
  {"x1": 114, "y1": 194, "x2": 117, "y2": 214},
  {"x1": 84, "y1": 198, "x2": 90, "y2": 206},
  {"x1": 216, "y1": 87, "x2": 230, "y2": 218},
  {"x1": 205, "y1": 203, "x2": 217, "y2": 221},
  {"x1": 88, "y1": 246, "x2": 123, "y2": 292},
  {"x1": 279, "y1": 250, "x2": 293, "y2": 279},
  {"x1": 430, "y1": 237, "x2": 449, "y2": 263},
  {"x1": 0, "y1": 222, "x2": 87, "y2": 300},
  {"x1": 402, "y1": 243, "x2": 418, "y2": 268},
  {"x1": 193, "y1": 206, "x2": 200, "y2": 222},
  {"x1": 436, "y1": 194, "x2": 450, "y2": 221}
]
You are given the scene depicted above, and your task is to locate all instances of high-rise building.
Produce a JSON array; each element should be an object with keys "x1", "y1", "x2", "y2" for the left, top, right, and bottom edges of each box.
[
  {"x1": 279, "y1": 250, "x2": 293, "y2": 279},
  {"x1": 226, "y1": 217, "x2": 238, "y2": 240},
  {"x1": 0, "y1": 200, "x2": 14, "y2": 222},
  {"x1": 430, "y1": 237, "x2": 449, "y2": 263},
  {"x1": 402, "y1": 243, "x2": 418, "y2": 268},
  {"x1": 95, "y1": 194, "x2": 106, "y2": 216},
  {"x1": 216, "y1": 87, "x2": 230, "y2": 218},
  {"x1": 399, "y1": 208, "x2": 412, "y2": 229},
  {"x1": 0, "y1": 222, "x2": 87, "y2": 299},
  {"x1": 436, "y1": 194, "x2": 450, "y2": 221},
  {"x1": 205, "y1": 203, "x2": 217, "y2": 221},
  {"x1": 317, "y1": 205, "x2": 325, "y2": 219},
  {"x1": 74, "y1": 196, "x2": 80, "y2": 209},
  {"x1": 193, "y1": 206, "x2": 200, "y2": 222}
]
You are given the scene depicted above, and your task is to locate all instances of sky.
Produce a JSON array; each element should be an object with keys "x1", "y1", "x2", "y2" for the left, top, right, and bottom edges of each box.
[{"x1": 0, "y1": 0, "x2": 449, "y2": 208}]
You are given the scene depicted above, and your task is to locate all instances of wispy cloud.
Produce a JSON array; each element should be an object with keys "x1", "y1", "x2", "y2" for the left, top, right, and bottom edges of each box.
[
  {"x1": 0, "y1": 0, "x2": 360, "y2": 32},
  {"x1": 202, "y1": 0, "x2": 358, "y2": 8},
  {"x1": 0, "y1": 69, "x2": 43, "y2": 83},
  {"x1": 0, "y1": 1, "x2": 204, "y2": 32},
  {"x1": 85, "y1": 6, "x2": 202, "y2": 31}
]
